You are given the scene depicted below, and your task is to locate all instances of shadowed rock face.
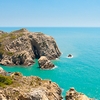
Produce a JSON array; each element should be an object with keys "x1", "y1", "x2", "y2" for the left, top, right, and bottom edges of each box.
[{"x1": 0, "y1": 28, "x2": 61, "y2": 66}]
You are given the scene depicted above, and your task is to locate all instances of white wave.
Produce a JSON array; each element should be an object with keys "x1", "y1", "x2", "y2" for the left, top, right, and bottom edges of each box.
[
  {"x1": 61, "y1": 88, "x2": 64, "y2": 92},
  {"x1": 40, "y1": 65, "x2": 58, "y2": 70},
  {"x1": 55, "y1": 58, "x2": 59, "y2": 60},
  {"x1": 51, "y1": 65, "x2": 58, "y2": 70}
]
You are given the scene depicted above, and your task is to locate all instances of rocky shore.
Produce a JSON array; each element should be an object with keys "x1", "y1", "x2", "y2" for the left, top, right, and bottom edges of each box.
[
  {"x1": 65, "y1": 87, "x2": 93, "y2": 100},
  {"x1": 0, "y1": 67, "x2": 93, "y2": 100},
  {"x1": 0, "y1": 28, "x2": 61, "y2": 67},
  {"x1": 0, "y1": 67, "x2": 62, "y2": 100}
]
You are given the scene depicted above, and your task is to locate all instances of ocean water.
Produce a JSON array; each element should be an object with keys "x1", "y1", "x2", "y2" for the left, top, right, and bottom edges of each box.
[{"x1": 0, "y1": 27, "x2": 100, "y2": 99}]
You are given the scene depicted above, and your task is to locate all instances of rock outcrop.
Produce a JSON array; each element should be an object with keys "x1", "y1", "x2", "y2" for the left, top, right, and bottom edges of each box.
[
  {"x1": 65, "y1": 87, "x2": 93, "y2": 100},
  {"x1": 68, "y1": 54, "x2": 73, "y2": 58},
  {"x1": 38, "y1": 56, "x2": 54, "y2": 69},
  {"x1": 0, "y1": 28, "x2": 61, "y2": 66},
  {"x1": 0, "y1": 68, "x2": 62, "y2": 100}
]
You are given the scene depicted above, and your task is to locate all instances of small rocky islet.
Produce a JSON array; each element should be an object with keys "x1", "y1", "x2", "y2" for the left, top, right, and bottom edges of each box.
[{"x1": 0, "y1": 29, "x2": 93, "y2": 100}]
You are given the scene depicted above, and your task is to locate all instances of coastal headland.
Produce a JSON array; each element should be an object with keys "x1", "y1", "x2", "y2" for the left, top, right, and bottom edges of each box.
[{"x1": 0, "y1": 28, "x2": 61, "y2": 68}]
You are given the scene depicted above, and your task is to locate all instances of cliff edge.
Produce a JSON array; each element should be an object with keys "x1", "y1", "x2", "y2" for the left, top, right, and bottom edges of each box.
[
  {"x1": 0, "y1": 28, "x2": 61, "y2": 66},
  {"x1": 0, "y1": 67, "x2": 62, "y2": 100}
]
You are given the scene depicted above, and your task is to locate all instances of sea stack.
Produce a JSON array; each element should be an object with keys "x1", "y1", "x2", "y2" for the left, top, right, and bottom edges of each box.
[
  {"x1": 68, "y1": 54, "x2": 73, "y2": 58},
  {"x1": 38, "y1": 56, "x2": 54, "y2": 69},
  {"x1": 0, "y1": 28, "x2": 61, "y2": 66}
]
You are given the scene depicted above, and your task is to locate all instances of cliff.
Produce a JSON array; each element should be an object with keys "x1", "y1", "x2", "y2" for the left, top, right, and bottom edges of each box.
[
  {"x1": 0, "y1": 28, "x2": 61, "y2": 66},
  {"x1": 0, "y1": 67, "x2": 62, "y2": 100}
]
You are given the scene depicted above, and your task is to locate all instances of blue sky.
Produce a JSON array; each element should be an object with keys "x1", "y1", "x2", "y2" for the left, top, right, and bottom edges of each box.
[{"x1": 0, "y1": 0, "x2": 100, "y2": 27}]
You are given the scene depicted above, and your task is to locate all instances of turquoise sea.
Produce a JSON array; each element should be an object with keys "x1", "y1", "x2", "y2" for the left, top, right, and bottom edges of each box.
[{"x1": 0, "y1": 27, "x2": 100, "y2": 100}]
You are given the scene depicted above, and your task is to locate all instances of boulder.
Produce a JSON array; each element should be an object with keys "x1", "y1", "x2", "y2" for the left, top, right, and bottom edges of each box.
[
  {"x1": 38, "y1": 56, "x2": 54, "y2": 69},
  {"x1": 27, "y1": 88, "x2": 49, "y2": 100},
  {"x1": 65, "y1": 87, "x2": 93, "y2": 100},
  {"x1": 68, "y1": 54, "x2": 73, "y2": 58}
]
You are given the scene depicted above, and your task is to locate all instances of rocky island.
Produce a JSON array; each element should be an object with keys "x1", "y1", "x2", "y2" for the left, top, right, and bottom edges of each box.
[{"x1": 0, "y1": 28, "x2": 61, "y2": 67}]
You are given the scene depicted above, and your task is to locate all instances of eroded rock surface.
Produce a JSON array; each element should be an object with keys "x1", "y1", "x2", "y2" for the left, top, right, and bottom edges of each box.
[
  {"x1": 0, "y1": 28, "x2": 61, "y2": 66},
  {"x1": 0, "y1": 68, "x2": 62, "y2": 100},
  {"x1": 65, "y1": 87, "x2": 93, "y2": 100},
  {"x1": 38, "y1": 56, "x2": 54, "y2": 69}
]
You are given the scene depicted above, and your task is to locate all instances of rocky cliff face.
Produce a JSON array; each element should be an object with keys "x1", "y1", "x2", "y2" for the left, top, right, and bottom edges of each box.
[
  {"x1": 0, "y1": 28, "x2": 61, "y2": 66},
  {"x1": 0, "y1": 67, "x2": 62, "y2": 100}
]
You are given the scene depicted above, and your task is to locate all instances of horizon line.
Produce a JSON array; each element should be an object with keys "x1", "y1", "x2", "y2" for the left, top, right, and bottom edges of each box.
[{"x1": 0, "y1": 26, "x2": 100, "y2": 28}]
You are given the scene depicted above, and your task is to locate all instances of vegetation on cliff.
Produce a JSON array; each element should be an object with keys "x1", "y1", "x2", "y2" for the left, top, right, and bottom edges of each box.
[
  {"x1": 0, "y1": 75, "x2": 13, "y2": 87},
  {"x1": 0, "y1": 31, "x2": 23, "y2": 57}
]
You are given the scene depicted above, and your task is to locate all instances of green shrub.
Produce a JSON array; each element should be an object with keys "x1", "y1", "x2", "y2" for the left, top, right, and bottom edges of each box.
[
  {"x1": 0, "y1": 75, "x2": 13, "y2": 87},
  {"x1": 9, "y1": 33, "x2": 23, "y2": 40},
  {"x1": 10, "y1": 35, "x2": 17, "y2": 40},
  {"x1": 1, "y1": 33, "x2": 8, "y2": 38}
]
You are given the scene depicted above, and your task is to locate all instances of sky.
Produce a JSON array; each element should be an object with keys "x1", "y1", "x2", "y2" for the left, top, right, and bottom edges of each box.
[{"x1": 0, "y1": 0, "x2": 100, "y2": 27}]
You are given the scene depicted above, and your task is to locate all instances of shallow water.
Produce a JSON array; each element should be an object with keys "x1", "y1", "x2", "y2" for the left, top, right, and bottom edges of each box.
[{"x1": 0, "y1": 27, "x2": 100, "y2": 99}]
